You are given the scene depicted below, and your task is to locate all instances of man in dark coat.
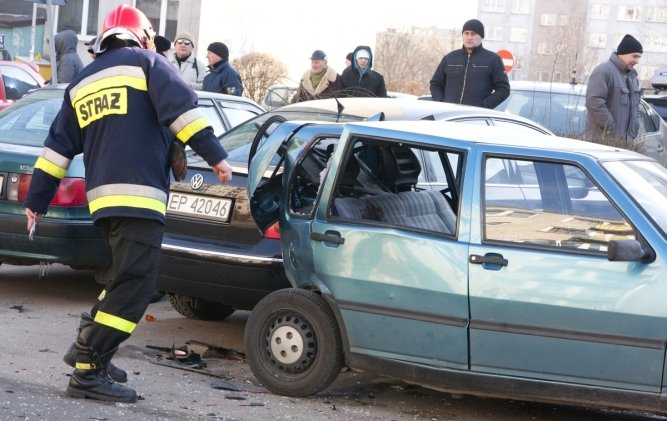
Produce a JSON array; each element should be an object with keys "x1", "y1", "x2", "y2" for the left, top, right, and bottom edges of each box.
[
  {"x1": 585, "y1": 34, "x2": 643, "y2": 143},
  {"x1": 340, "y1": 45, "x2": 387, "y2": 98},
  {"x1": 430, "y1": 19, "x2": 510, "y2": 109},
  {"x1": 202, "y1": 42, "x2": 243, "y2": 96}
]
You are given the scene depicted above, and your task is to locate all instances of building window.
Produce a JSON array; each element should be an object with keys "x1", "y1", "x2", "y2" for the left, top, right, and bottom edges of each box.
[
  {"x1": 512, "y1": 0, "x2": 529, "y2": 14},
  {"x1": 644, "y1": 36, "x2": 667, "y2": 53},
  {"x1": 617, "y1": 6, "x2": 641, "y2": 22},
  {"x1": 486, "y1": 26, "x2": 504, "y2": 41},
  {"x1": 57, "y1": 0, "x2": 99, "y2": 37},
  {"x1": 540, "y1": 14, "x2": 557, "y2": 26},
  {"x1": 558, "y1": 15, "x2": 569, "y2": 26},
  {"x1": 590, "y1": 3, "x2": 610, "y2": 19},
  {"x1": 481, "y1": 0, "x2": 506, "y2": 13},
  {"x1": 646, "y1": 7, "x2": 667, "y2": 23},
  {"x1": 536, "y1": 71, "x2": 550, "y2": 81},
  {"x1": 588, "y1": 33, "x2": 607, "y2": 48},
  {"x1": 510, "y1": 27, "x2": 528, "y2": 43},
  {"x1": 537, "y1": 42, "x2": 553, "y2": 55}
]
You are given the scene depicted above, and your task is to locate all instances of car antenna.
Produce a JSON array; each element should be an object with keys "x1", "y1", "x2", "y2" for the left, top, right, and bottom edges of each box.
[{"x1": 332, "y1": 93, "x2": 345, "y2": 122}]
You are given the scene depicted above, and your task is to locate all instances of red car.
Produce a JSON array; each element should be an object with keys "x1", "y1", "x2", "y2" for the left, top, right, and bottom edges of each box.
[{"x1": 0, "y1": 61, "x2": 45, "y2": 111}]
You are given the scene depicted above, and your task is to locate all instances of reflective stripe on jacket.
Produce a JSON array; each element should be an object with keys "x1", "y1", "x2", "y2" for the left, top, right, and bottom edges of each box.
[{"x1": 24, "y1": 46, "x2": 227, "y2": 223}]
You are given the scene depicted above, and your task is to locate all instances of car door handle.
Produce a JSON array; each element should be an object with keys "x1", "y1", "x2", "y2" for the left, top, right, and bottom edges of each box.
[
  {"x1": 310, "y1": 232, "x2": 345, "y2": 245},
  {"x1": 469, "y1": 253, "x2": 508, "y2": 267}
]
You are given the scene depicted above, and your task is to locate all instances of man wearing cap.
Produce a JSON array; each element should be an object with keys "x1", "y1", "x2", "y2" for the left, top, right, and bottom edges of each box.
[
  {"x1": 169, "y1": 31, "x2": 207, "y2": 90},
  {"x1": 430, "y1": 18, "x2": 509, "y2": 108},
  {"x1": 586, "y1": 34, "x2": 643, "y2": 143},
  {"x1": 292, "y1": 49, "x2": 342, "y2": 103},
  {"x1": 202, "y1": 41, "x2": 243, "y2": 96},
  {"x1": 340, "y1": 45, "x2": 387, "y2": 98}
]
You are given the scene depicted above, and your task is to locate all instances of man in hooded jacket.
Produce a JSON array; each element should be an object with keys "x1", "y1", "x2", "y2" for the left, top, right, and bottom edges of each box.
[
  {"x1": 340, "y1": 46, "x2": 387, "y2": 98},
  {"x1": 54, "y1": 30, "x2": 84, "y2": 83}
]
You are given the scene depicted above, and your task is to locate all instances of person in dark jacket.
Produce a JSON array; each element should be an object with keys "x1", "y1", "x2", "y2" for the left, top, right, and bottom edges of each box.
[
  {"x1": 291, "y1": 49, "x2": 342, "y2": 103},
  {"x1": 429, "y1": 19, "x2": 509, "y2": 109},
  {"x1": 54, "y1": 29, "x2": 84, "y2": 83},
  {"x1": 340, "y1": 46, "x2": 387, "y2": 98},
  {"x1": 24, "y1": 5, "x2": 233, "y2": 403},
  {"x1": 585, "y1": 34, "x2": 643, "y2": 143},
  {"x1": 202, "y1": 42, "x2": 243, "y2": 96}
]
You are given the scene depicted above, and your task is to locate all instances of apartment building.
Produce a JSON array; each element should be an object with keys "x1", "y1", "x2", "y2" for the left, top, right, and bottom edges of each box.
[{"x1": 477, "y1": 0, "x2": 667, "y2": 89}]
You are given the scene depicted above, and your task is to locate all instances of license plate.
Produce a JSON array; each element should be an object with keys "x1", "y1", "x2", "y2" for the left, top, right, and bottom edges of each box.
[{"x1": 167, "y1": 192, "x2": 233, "y2": 223}]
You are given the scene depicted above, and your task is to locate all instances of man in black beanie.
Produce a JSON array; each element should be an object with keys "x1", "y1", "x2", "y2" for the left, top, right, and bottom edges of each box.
[
  {"x1": 202, "y1": 41, "x2": 243, "y2": 96},
  {"x1": 586, "y1": 34, "x2": 643, "y2": 143},
  {"x1": 429, "y1": 18, "x2": 509, "y2": 108}
]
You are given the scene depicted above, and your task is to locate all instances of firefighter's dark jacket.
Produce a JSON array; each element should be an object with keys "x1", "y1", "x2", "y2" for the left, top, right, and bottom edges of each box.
[
  {"x1": 25, "y1": 46, "x2": 228, "y2": 224},
  {"x1": 429, "y1": 44, "x2": 510, "y2": 109}
]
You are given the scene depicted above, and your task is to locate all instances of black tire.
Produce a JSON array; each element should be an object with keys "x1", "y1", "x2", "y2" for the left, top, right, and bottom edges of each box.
[
  {"x1": 244, "y1": 288, "x2": 344, "y2": 397},
  {"x1": 168, "y1": 294, "x2": 235, "y2": 320}
]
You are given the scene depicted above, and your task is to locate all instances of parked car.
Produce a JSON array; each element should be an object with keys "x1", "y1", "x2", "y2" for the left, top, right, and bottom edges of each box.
[
  {"x1": 495, "y1": 81, "x2": 667, "y2": 167},
  {"x1": 157, "y1": 97, "x2": 553, "y2": 321},
  {"x1": 0, "y1": 84, "x2": 264, "y2": 279},
  {"x1": 244, "y1": 117, "x2": 667, "y2": 415},
  {"x1": 262, "y1": 85, "x2": 297, "y2": 110},
  {"x1": 0, "y1": 60, "x2": 45, "y2": 111},
  {"x1": 643, "y1": 94, "x2": 667, "y2": 122}
]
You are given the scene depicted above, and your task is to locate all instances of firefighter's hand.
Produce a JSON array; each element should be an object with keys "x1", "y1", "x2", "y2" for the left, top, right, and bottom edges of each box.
[
  {"x1": 212, "y1": 159, "x2": 232, "y2": 183},
  {"x1": 25, "y1": 208, "x2": 39, "y2": 231}
]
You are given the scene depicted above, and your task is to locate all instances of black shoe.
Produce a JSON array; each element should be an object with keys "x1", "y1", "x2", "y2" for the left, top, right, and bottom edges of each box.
[
  {"x1": 67, "y1": 369, "x2": 137, "y2": 403},
  {"x1": 63, "y1": 343, "x2": 128, "y2": 383}
]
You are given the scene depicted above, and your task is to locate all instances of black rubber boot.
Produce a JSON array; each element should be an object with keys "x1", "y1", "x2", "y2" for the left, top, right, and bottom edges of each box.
[
  {"x1": 63, "y1": 313, "x2": 128, "y2": 383},
  {"x1": 66, "y1": 342, "x2": 138, "y2": 403}
]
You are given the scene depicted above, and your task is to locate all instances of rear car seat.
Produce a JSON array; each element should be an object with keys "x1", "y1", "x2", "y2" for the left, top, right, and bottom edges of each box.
[{"x1": 334, "y1": 191, "x2": 456, "y2": 235}]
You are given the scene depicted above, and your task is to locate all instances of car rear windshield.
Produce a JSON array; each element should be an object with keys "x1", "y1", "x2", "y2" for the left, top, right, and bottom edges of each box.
[{"x1": 0, "y1": 89, "x2": 62, "y2": 147}]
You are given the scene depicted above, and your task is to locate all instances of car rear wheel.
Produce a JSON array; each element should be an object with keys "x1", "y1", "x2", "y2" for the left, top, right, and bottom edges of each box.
[
  {"x1": 168, "y1": 294, "x2": 235, "y2": 320},
  {"x1": 244, "y1": 288, "x2": 343, "y2": 397}
]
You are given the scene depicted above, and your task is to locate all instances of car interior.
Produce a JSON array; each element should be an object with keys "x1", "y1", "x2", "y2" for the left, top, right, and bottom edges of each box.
[{"x1": 287, "y1": 135, "x2": 461, "y2": 237}]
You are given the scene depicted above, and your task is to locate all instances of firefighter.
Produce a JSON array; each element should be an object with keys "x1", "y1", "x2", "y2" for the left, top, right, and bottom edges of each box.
[{"x1": 23, "y1": 5, "x2": 232, "y2": 403}]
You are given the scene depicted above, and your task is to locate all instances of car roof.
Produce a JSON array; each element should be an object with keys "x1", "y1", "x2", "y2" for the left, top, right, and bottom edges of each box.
[
  {"x1": 29, "y1": 83, "x2": 264, "y2": 108},
  {"x1": 279, "y1": 97, "x2": 551, "y2": 128},
  {"x1": 508, "y1": 80, "x2": 587, "y2": 95},
  {"x1": 0, "y1": 60, "x2": 46, "y2": 84},
  {"x1": 346, "y1": 120, "x2": 643, "y2": 160}
]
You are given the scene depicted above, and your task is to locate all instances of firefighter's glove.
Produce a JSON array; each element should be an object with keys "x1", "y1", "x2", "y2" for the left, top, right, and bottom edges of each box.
[{"x1": 170, "y1": 140, "x2": 188, "y2": 181}]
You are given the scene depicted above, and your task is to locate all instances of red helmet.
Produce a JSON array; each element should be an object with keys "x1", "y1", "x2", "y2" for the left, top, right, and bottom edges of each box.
[{"x1": 93, "y1": 5, "x2": 155, "y2": 53}]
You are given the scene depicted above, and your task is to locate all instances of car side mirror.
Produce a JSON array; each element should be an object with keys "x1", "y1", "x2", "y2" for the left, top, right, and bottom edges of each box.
[{"x1": 607, "y1": 239, "x2": 653, "y2": 263}]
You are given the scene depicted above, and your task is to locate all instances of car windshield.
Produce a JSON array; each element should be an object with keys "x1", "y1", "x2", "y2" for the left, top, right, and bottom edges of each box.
[
  {"x1": 216, "y1": 110, "x2": 362, "y2": 165},
  {"x1": 0, "y1": 89, "x2": 61, "y2": 147},
  {"x1": 603, "y1": 160, "x2": 667, "y2": 235}
]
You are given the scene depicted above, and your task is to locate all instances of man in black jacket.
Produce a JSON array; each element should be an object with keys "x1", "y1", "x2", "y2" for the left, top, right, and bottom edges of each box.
[{"x1": 430, "y1": 19, "x2": 510, "y2": 109}]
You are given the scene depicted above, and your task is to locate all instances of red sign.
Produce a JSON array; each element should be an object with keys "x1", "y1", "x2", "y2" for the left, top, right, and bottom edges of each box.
[{"x1": 497, "y1": 49, "x2": 514, "y2": 72}]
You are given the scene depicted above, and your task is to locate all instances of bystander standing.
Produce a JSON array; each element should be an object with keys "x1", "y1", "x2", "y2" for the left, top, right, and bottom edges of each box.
[
  {"x1": 340, "y1": 46, "x2": 387, "y2": 98},
  {"x1": 292, "y1": 49, "x2": 342, "y2": 103},
  {"x1": 429, "y1": 19, "x2": 509, "y2": 108},
  {"x1": 202, "y1": 42, "x2": 243, "y2": 96},
  {"x1": 585, "y1": 34, "x2": 643, "y2": 143}
]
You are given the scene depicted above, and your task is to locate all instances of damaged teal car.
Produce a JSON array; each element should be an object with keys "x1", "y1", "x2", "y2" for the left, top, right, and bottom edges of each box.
[{"x1": 244, "y1": 118, "x2": 667, "y2": 414}]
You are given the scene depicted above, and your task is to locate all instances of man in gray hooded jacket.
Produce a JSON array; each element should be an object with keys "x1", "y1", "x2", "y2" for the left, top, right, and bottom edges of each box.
[
  {"x1": 585, "y1": 34, "x2": 643, "y2": 143},
  {"x1": 54, "y1": 30, "x2": 84, "y2": 83}
]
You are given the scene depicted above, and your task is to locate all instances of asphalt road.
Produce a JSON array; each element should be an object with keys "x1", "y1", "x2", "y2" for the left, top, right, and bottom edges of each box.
[{"x1": 0, "y1": 263, "x2": 665, "y2": 421}]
